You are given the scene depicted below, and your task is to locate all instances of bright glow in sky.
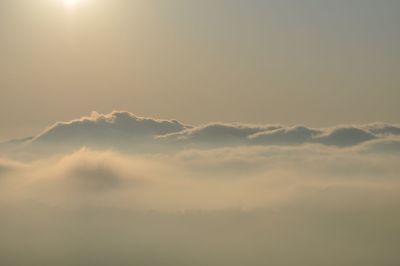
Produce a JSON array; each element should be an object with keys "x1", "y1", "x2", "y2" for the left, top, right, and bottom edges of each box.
[
  {"x1": 63, "y1": 0, "x2": 79, "y2": 8},
  {"x1": 0, "y1": 3, "x2": 400, "y2": 264},
  {"x1": 0, "y1": 0, "x2": 399, "y2": 140}
]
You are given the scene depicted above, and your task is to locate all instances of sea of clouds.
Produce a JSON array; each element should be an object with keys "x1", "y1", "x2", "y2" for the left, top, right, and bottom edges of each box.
[{"x1": 1, "y1": 111, "x2": 400, "y2": 266}]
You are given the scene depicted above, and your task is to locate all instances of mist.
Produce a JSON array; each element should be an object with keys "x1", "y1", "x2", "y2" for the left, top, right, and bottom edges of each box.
[
  {"x1": 2, "y1": 0, "x2": 400, "y2": 264},
  {"x1": 1, "y1": 138, "x2": 400, "y2": 265}
]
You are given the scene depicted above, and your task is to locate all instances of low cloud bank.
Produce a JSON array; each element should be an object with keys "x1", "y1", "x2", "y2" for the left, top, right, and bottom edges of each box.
[
  {"x1": 1, "y1": 145, "x2": 400, "y2": 265},
  {"x1": 1, "y1": 111, "x2": 400, "y2": 265},
  {"x1": 1, "y1": 144, "x2": 400, "y2": 210},
  {"x1": 2, "y1": 111, "x2": 400, "y2": 153}
]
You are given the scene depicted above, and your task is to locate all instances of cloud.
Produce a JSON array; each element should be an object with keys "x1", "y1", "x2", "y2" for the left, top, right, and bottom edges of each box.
[
  {"x1": 359, "y1": 137, "x2": 400, "y2": 155},
  {"x1": 31, "y1": 111, "x2": 189, "y2": 151},
  {"x1": 1, "y1": 144, "x2": 400, "y2": 210},
  {"x1": 312, "y1": 126, "x2": 377, "y2": 146},
  {"x1": 1, "y1": 145, "x2": 400, "y2": 265},
  {"x1": 363, "y1": 122, "x2": 400, "y2": 136},
  {"x1": 159, "y1": 123, "x2": 281, "y2": 147},
  {"x1": 60, "y1": 149, "x2": 129, "y2": 192},
  {"x1": 0, "y1": 158, "x2": 24, "y2": 178},
  {"x1": 1, "y1": 111, "x2": 400, "y2": 265},
  {"x1": 2, "y1": 111, "x2": 400, "y2": 154},
  {"x1": 173, "y1": 123, "x2": 399, "y2": 148},
  {"x1": 249, "y1": 126, "x2": 322, "y2": 145}
]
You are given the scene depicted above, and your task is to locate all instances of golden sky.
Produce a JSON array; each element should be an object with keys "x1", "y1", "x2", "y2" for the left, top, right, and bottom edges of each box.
[
  {"x1": 1, "y1": 0, "x2": 399, "y2": 139},
  {"x1": 1, "y1": 2, "x2": 400, "y2": 264}
]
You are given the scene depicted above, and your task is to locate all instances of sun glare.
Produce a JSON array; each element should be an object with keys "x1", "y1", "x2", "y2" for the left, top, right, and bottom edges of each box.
[{"x1": 63, "y1": 0, "x2": 79, "y2": 8}]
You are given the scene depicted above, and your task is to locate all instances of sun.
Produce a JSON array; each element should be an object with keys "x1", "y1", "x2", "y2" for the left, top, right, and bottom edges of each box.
[{"x1": 63, "y1": 0, "x2": 79, "y2": 8}]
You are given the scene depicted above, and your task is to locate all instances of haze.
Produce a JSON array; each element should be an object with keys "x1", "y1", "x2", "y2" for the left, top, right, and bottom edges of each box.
[
  {"x1": 1, "y1": 1, "x2": 400, "y2": 266},
  {"x1": 1, "y1": 0, "x2": 400, "y2": 139}
]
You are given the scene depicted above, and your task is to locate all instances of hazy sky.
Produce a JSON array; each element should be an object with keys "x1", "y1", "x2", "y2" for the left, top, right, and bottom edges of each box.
[
  {"x1": 1, "y1": 0, "x2": 399, "y2": 139},
  {"x1": 1, "y1": 3, "x2": 400, "y2": 264}
]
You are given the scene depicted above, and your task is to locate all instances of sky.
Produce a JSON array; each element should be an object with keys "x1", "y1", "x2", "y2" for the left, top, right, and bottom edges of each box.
[
  {"x1": 1, "y1": 0, "x2": 400, "y2": 140},
  {"x1": 1, "y1": 2, "x2": 400, "y2": 265}
]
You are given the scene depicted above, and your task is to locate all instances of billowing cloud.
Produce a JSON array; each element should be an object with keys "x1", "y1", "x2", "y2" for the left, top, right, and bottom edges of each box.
[
  {"x1": 1, "y1": 112, "x2": 400, "y2": 265},
  {"x1": 30, "y1": 111, "x2": 189, "y2": 151},
  {"x1": 1, "y1": 144, "x2": 400, "y2": 210},
  {"x1": 1, "y1": 146, "x2": 400, "y2": 265},
  {"x1": 172, "y1": 123, "x2": 399, "y2": 147},
  {"x1": 1, "y1": 112, "x2": 399, "y2": 154}
]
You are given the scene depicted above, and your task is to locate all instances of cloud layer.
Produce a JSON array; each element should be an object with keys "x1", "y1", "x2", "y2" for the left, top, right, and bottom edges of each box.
[
  {"x1": 1, "y1": 145, "x2": 400, "y2": 265},
  {"x1": 2, "y1": 111, "x2": 400, "y2": 155},
  {"x1": 1, "y1": 111, "x2": 400, "y2": 265}
]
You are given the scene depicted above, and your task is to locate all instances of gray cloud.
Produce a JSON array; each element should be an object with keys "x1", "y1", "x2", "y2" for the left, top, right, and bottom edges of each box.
[
  {"x1": 360, "y1": 137, "x2": 400, "y2": 155},
  {"x1": 32, "y1": 111, "x2": 189, "y2": 151},
  {"x1": 363, "y1": 122, "x2": 400, "y2": 136},
  {"x1": 249, "y1": 126, "x2": 322, "y2": 145},
  {"x1": 160, "y1": 123, "x2": 281, "y2": 147},
  {"x1": 2, "y1": 112, "x2": 399, "y2": 154},
  {"x1": 312, "y1": 126, "x2": 377, "y2": 146}
]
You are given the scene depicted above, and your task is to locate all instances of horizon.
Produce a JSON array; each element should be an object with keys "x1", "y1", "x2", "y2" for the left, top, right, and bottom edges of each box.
[{"x1": 2, "y1": 110, "x2": 400, "y2": 142}]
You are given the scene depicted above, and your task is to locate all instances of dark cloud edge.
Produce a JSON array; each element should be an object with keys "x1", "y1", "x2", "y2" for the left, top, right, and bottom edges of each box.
[{"x1": 2, "y1": 111, "x2": 400, "y2": 152}]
